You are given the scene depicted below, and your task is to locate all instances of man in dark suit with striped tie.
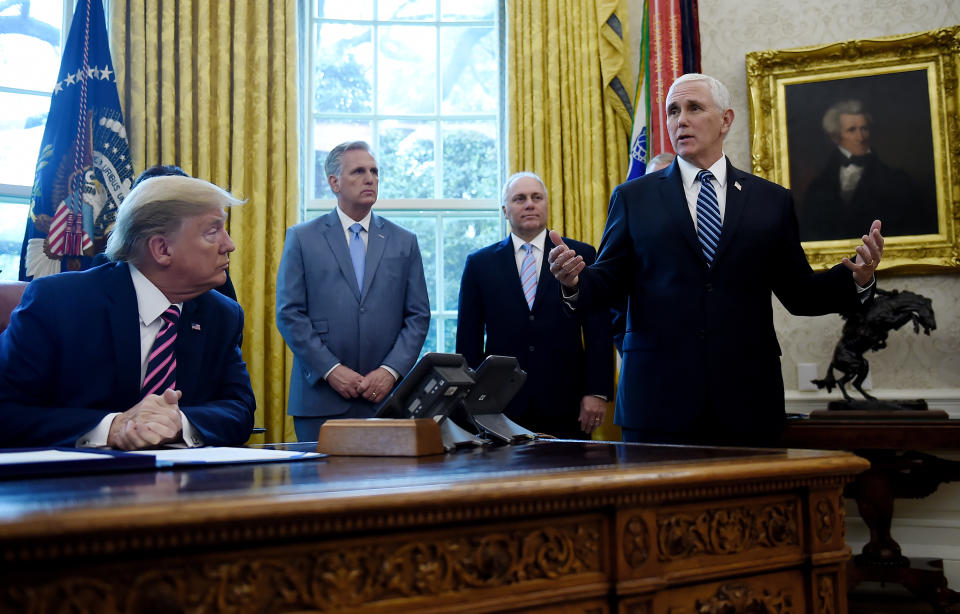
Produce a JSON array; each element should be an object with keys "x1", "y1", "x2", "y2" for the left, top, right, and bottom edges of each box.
[
  {"x1": 0, "y1": 176, "x2": 255, "y2": 449},
  {"x1": 456, "y1": 172, "x2": 613, "y2": 439},
  {"x1": 548, "y1": 73, "x2": 886, "y2": 447}
]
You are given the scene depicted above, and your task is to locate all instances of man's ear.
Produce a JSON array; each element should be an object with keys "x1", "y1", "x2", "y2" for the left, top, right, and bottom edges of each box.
[
  {"x1": 328, "y1": 174, "x2": 340, "y2": 194},
  {"x1": 146, "y1": 234, "x2": 173, "y2": 266}
]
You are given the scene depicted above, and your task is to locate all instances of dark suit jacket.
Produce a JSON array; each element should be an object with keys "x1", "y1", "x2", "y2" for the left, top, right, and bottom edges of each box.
[
  {"x1": 576, "y1": 158, "x2": 865, "y2": 442},
  {"x1": 0, "y1": 262, "x2": 256, "y2": 447},
  {"x1": 800, "y1": 149, "x2": 934, "y2": 241},
  {"x1": 456, "y1": 234, "x2": 614, "y2": 439}
]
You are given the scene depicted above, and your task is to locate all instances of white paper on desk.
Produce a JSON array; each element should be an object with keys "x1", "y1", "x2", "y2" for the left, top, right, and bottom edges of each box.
[
  {"x1": 0, "y1": 450, "x2": 114, "y2": 464},
  {"x1": 128, "y1": 447, "x2": 324, "y2": 465}
]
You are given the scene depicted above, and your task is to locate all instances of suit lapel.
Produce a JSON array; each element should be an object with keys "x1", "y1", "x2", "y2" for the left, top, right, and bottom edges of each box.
[
  {"x1": 321, "y1": 210, "x2": 362, "y2": 301},
  {"x1": 361, "y1": 214, "x2": 388, "y2": 301},
  {"x1": 495, "y1": 236, "x2": 529, "y2": 309},
  {"x1": 712, "y1": 160, "x2": 747, "y2": 267},
  {"x1": 532, "y1": 235, "x2": 556, "y2": 311},
  {"x1": 176, "y1": 298, "x2": 205, "y2": 400},
  {"x1": 106, "y1": 263, "x2": 145, "y2": 403},
  {"x1": 660, "y1": 162, "x2": 702, "y2": 260}
]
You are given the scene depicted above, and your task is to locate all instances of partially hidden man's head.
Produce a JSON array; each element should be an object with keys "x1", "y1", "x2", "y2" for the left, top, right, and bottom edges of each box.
[
  {"x1": 325, "y1": 141, "x2": 379, "y2": 213},
  {"x1": 105, "y1": 176, "x2": 243, "y2": 296},
  {"x1": 501, "y1": 171, "x2": 549, "y2": 242},
  {"x1": 647, "y1": 152, "x2": 676, "y2": 173},
  {"x1": 822, "y1": 100, "x2": 872, "y2": 156},
  {"x1": 664, "y1": 73, "x2": 734, "y2": 169}
]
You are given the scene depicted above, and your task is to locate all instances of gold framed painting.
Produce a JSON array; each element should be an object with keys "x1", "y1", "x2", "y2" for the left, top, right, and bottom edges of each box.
[{"x1": 745, "y1": 27, "x2": 960, "y2": 274}]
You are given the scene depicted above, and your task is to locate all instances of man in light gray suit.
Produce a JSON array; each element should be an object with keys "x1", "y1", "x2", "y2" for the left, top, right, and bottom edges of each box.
[{"x1": 277, "y1": 141, "x2": 430, "y2": 441}]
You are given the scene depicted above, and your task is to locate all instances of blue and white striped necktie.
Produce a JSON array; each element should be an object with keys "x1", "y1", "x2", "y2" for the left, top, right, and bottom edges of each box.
[{"x1": 696, "y1": 169, "x2": 721, "y2": 264}]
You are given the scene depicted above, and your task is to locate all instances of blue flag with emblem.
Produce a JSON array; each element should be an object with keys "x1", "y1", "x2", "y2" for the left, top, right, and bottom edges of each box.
[{"x1": 19, "y1": 0, "x2": 134, "y2": 280}]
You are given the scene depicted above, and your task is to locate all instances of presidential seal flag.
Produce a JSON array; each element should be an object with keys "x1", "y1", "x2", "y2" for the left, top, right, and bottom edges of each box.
[{"x1": 19, "y1": 0, "x2": 134, "y2": 280}]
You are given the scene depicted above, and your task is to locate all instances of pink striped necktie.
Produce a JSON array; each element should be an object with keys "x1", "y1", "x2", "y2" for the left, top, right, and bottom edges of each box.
[
  {"x1": 141, "y1": 305, "x2": 180, "y2": 398},
  {"x1": 520, "y1": 243, "x2": 537, "y2": 310}
]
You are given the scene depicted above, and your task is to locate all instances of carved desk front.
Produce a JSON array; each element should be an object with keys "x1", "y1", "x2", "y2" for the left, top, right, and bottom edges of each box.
[{"x1": 0, "y1": 440, "x2": 867, "y2": 614}]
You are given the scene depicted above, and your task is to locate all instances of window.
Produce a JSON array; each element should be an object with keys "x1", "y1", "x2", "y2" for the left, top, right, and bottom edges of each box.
[
  {"x1": 0, "y1": 0, "x2": 70, "y2": 280},
  {"x1": 305, "y1": 0, "x2": 505, "y2": 354}
]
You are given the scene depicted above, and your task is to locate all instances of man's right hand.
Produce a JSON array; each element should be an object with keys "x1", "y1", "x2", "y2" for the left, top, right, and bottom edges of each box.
[
  {"x1": 328, "y1": 365, "x2": 364, "y2": 399},
  {"x1": 108, "y1": 388, "x2": 183, "y2": 450},
  {"x1": 548, "y1": 229, "x2": 584, "y2": 289}
]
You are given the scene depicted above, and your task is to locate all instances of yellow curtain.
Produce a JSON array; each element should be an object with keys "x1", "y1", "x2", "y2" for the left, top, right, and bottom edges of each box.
[
  {"x1": 110, "y1": 1, "x2": 299, "y2": 443},
  {"x1": 508, "y1": 0, "x2": 633, "y2": 440}
]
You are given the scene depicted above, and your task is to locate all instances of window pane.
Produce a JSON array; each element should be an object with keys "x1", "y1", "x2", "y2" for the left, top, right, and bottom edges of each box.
[
  {"x1": 442, "y1": 215, "x2": 500, "y2": 309},
  {"x1": 441, "y1": 0, "x2": 496, "y2": 20},
  {"x1": 377, "y1": 26, "x2": 436, "y2": 115},
  {"x1": 382, "y1": 215, "x2": 437, "y2": 310},
  {"x1": 378, "y1": 120, "x2": 435, "y2": 198},
  {"x1": 0, "y1": 91, "x2": 48, "y2": 187},
  {"x1": 378, "y1": 0, "x2": 434, "y2": 21},
  {"x1": 314, "y1": 23, "x2": 373, "y2": 115},
  {"x1": 440, "y1": 26, "x2": 496, "y2": 113},
  {"x1": 421, "y1": 317, "x2": 438, "y2": 357},
  {"x1": 0, "y1": 2, "x2": 62, "y2": 91},
  {"x1": 441, "y1": 121, "x2": 497, "y2": 199},
  {"x1": 0, "y1": 201, "x2": 28, "y2": 281},
  {"x1": 442, "y1": 317, "x2": 457, "y2": 353},
  {"x1": 313, "y1": 119, "x2": 373, "y2": 198},
  {"x1": 316, "y1": 0, "x2": 372, "y2": 20}
]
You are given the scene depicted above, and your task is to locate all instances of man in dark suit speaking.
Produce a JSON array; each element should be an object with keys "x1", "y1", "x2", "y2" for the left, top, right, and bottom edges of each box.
[
  {"x1": 0, "y1": 176, "x2": 256, "y2": 449},
  {"x1": 456, "y1": 172, "x2": 613, "y2": 439},
  {"x1": 548, "y1": 73, "x2": 885, "y2": 447}
]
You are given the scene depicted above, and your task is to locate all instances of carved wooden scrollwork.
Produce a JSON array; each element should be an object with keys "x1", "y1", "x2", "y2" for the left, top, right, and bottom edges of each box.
[
  {"x1": 2, "y1": 521, "x2": 603, "y2": 613},
  {"x1": 694, "y1": 581, "x2": 794, "y2": 614},
  {"x1": 622, "y1": 514, "x2": 649, "y2": 569},
  {"x1": 816, "y1": 573, "x2": 836, "y2": 614},
  {"x1": 657, "y1": 501, "x2": 798, "y2": 561},
  {"x1": 814, "y1": 498, "x2": 836, "y2": 543}
]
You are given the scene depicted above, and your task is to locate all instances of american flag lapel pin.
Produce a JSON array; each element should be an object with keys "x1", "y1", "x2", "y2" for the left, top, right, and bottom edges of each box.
[{"x1": 191, "y1": 322, "x2": 202, "y2": 331}]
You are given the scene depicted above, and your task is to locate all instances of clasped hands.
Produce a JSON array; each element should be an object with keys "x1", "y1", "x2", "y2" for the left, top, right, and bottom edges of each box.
[
  {"x1": 328, "y1": 365, "x2": 396, "y2": 402},
  {"x1": 108, "y1": 388, "x2": 183, "y2": 450}
]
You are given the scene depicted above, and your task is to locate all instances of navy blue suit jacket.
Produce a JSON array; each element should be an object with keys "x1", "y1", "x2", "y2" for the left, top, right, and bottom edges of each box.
[
  {"x1": 0, "y1": 262, "x2": 256, "y2": 447},
  {"x1": 456, "y1": 234, "x2": 613, "y2": 438},
  {"x1": 576, "y1": 159, "x2": 865, "y2": 441}
]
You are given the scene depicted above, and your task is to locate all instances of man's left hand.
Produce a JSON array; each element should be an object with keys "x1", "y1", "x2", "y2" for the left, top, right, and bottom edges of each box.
[
  {"x1": 578, "y1": 395, "x2": 607, "y2": 435},
  {"x1": 842, "y1": 219, "x2": 884, "y2": 287},
  {"x1": 358, "y1": 367, "x2": 397, "y2": 403}
]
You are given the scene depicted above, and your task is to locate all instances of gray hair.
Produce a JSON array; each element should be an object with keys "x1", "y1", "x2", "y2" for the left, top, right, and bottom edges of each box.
[
  {"x1": 822, "y1": 100, "x2": 871, "y2": 140},
  {"x1": 501, "y1": 171, "x2": 548, "y2": 206},
  {"x1": 648, "y1": 152, "x2": 676, "y2": 172},
  {"x1": 325, "y1": 141, "x2": 375, "y2": 180},
  {"x1": 105, "y1": 175, "x2": 244, "y2": 265},
  {"x1": 666, "y1": 73, "x2": 731, "y2": 113}
]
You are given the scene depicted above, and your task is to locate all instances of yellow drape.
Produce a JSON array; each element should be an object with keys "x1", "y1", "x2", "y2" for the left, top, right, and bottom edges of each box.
[
  {"x1": 508, "y1": 0, "x2": 633, "y2": 440},
  {"x1": 110, "y1": 0, "x2": 299, "y2": 443}
]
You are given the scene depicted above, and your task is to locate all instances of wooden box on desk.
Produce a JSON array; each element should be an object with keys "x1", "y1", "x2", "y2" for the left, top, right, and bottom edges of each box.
[{"x1": 317, "y1": 418, "x2": 445, "y2": 456}]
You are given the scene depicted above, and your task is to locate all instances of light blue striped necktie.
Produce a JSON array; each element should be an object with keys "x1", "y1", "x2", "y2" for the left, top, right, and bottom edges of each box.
[
  {"x1": 519, "y1": 243, "x2": 537, "y2": 310},
  {"x1": 348, "y1": 222, "x2": 365, "y2": 289},
  {"x1": 696, "y1": 169, "x2": 721, "y2": 264}
]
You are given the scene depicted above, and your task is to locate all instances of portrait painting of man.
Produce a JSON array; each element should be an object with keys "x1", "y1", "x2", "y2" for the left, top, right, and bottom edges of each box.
[{"x1": 783, "y1": 70, "x2": 939, "y2": 242}]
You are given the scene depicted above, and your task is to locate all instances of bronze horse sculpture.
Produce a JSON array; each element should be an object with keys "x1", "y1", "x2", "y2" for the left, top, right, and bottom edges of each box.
[{"x1": 813, "y1": 289, "x2": 936, "y2": 401}]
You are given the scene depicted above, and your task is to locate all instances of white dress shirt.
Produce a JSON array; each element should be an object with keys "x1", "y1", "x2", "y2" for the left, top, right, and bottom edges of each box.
[
  {"x1": 511, "y1": 228, "x2": 547, "y2": 283},
  {"x1": 676, "y1": 153, "x2": 728, "y2": 230}
]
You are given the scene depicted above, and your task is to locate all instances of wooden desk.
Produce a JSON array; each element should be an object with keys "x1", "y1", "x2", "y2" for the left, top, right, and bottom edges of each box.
[
  {"x1": 783, "y1": 417, "x2": 960, "y2": 613},
  {"x1": 0, "y1": 440, "x2": 866, "y2": 614}
]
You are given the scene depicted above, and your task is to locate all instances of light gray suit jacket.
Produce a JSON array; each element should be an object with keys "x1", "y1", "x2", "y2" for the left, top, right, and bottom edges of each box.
[{"x1": 276, "y1": 209, "x2": 430, "y2": 419}]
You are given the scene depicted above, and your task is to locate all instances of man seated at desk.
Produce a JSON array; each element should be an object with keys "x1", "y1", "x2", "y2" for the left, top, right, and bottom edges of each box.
[{"x1": 0, "y1": 176, "x2": 256, "y2": 449}]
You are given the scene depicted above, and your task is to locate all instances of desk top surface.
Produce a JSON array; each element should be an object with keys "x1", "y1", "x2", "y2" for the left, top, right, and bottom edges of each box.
[{"x1": 0, "y1": 440, "x2": 866, "y2": 540}]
